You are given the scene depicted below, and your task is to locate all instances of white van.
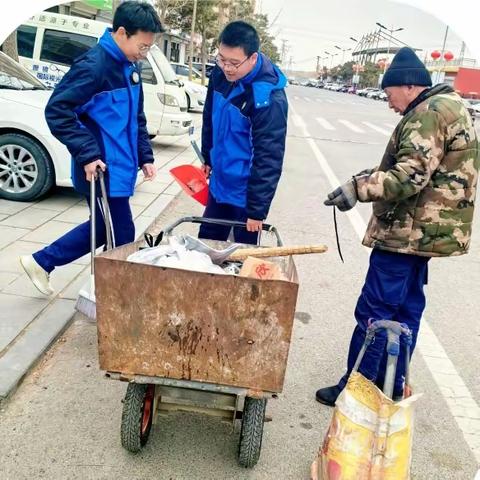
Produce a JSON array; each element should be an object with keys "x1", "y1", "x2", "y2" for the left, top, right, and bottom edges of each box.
[{"x1": 16, "y1": 12, "x2": 192, "y2": 138}]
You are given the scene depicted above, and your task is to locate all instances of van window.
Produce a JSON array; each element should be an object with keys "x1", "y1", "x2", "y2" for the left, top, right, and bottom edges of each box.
[
  {"x1": 139, "y1": 59, "x2": 157, "y2": 85},
  {"x1": 149, "y1": 45, "x2": 177, "y2": 84},
  {"x1": 17, "y1": 25, "x2": 37, "y2": 58},
  {"x1": 40, "y1": 29, "x2": 97, "y2": 66},
  {"x1": 175, "y1": 65, "x2": 189, "y2": 77}
]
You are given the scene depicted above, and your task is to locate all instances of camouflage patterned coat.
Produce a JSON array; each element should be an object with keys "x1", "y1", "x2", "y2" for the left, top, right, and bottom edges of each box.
[{"x1": 356, "y1": 84, "x2": 479, "y2": 257}]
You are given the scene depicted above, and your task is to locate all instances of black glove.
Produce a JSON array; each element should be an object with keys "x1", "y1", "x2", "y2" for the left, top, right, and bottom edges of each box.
[{"x1": 324, "y1": 179, "x2": 358, "y2": 211}]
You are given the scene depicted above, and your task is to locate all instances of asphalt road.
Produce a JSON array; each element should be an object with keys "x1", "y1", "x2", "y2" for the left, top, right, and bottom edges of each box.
[{"x1": 0, "y1": 85, "x2": 478, "y2": 479}]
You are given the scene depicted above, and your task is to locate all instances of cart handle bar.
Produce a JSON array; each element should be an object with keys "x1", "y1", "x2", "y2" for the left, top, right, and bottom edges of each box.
[{"x1": 161, "y1": 216, "x2": 283, "y2": 247}]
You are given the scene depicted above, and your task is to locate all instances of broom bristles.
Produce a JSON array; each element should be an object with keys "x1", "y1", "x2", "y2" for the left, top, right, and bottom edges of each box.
[{"x1": 75, "y1": 276, "x2": 96, "y2": 320}]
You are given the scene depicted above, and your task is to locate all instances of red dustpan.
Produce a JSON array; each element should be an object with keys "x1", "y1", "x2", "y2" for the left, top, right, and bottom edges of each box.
[{"x1": 169, "y1": 164, "x2": 209, "y2": 206}]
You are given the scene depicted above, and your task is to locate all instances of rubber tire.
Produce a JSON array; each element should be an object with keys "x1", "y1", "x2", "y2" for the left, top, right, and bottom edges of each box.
[
  {"x1": 0, "y1": 133, "x2": 55, "y2": 201},
  {"x1": 186, "y1": 93, "x2": 191, "y2": 111},
  {"x1": 120, "y1": 383, "x2": 154, "y2": 453},
  {"x1": 238, "y1": 397, "x2": 267, "y2": 468}
]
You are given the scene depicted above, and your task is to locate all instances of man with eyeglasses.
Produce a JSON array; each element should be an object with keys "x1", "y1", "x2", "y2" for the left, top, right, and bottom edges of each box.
[
  {"x1": 199, "y1": 21, "x2": 288, "y2": 243},
  {"x1": 20, "y1": 1, "x2": 163, "y2": 296}
]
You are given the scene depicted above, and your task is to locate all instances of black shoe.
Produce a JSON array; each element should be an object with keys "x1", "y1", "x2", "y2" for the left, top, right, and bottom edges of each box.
[{"x1": 315, "y1": 385, "x2": 342, "y2": 407}]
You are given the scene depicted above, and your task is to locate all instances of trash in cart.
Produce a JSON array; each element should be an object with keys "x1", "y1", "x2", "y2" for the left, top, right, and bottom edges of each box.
[{"x1": 94, "y1": 217, "x2": 326, "y2": 468}]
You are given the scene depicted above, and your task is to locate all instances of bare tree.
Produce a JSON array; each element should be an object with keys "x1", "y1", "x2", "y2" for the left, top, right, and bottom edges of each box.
[{"x1": 156, "y1": 0, "x2": 189, "y2": 28}]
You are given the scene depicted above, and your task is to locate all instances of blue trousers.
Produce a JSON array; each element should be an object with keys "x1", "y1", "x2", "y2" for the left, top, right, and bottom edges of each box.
[
  {"x1": 198, "y1": 192, "x2": 259, "y2": 245},
  {"x1": 337, "y1": 249, "x2": 429, "y2": 397},
  {"x1": 33, "y1": 196, "x2": 134, "y2": 273}
]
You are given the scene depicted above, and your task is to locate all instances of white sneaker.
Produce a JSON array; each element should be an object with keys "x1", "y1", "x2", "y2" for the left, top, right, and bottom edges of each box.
[{"x1": 20, "y1": 255, "x2": 54, "y2": 296}]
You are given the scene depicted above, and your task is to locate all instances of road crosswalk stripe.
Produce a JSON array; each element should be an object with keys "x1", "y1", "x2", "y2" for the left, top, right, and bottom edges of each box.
[
  {"x1": 315, "y1": 117, "x2": 335, "y2": 130},
  {"x1": 304, "y1": 97, "x2": 312, "y2": 102},
  {"x1": 385, "y1": 123, "x2": 397, "y2": 129},
  {"x1": 293, "y1": 95, "x2": 300, "y2": 101},
  {"x1": 291, "y1": 114, "x2": 306, "y2": 128},
  {"x1": 338, "y1": 119, "x2": 365, "y2": 133},
  {"x1": 362, "y1": 121, "x2": 391, "y2": 136}
]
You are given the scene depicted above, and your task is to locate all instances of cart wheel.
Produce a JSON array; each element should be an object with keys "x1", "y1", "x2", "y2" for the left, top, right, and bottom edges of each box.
[
  {"x1": 121, "y1": 383, "x2": 155, "y2": 452},
  {"x1": 238, "y1": 397, "x2": 267, "y2": 468}
]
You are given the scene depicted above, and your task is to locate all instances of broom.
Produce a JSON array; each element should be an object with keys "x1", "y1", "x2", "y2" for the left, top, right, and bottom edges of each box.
[{"x1": 75, "y1": 169, "x2": 113, "y2": 320}]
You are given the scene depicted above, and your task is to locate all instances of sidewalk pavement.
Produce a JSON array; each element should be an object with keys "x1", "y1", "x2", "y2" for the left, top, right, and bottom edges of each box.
[{"x1": 0, "y1": 124, "x2": 201, "y2": 402}]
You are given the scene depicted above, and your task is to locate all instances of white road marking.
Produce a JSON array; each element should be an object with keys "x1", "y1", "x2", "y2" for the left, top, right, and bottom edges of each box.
[
  {"x1": 315, "y1": 117, "x2": 335, "y2": 131},
  {"x1": 385, "y1": 123, "x2": 397, "y2": 129},
  {"x1": 291, "y1": 114, "x2": 306, "y2": 128},
  {"x1": 338, "y1": 119, "x2": 365, "y2": 133},
  {"x1": 290, "y1": 104, "x2": 480, "y2": 464},
  {"x1": 293, "y1": 95, "x2": 300, "y2": 101},
  {"x1": 362, "y1": 121, "x2": 391, "y2": 136},
  {"x1": 304, "y1": 97, "x2": 312, "y2": 103}
]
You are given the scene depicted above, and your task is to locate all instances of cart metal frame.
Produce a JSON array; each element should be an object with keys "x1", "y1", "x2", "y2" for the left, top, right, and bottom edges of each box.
[{"x1": 99, "y1": 217, "x2": 296, "y2": 468}]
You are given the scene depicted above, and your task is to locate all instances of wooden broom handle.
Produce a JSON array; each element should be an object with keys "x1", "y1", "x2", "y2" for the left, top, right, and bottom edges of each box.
[{"x1": 228, "y1": 244, "x2": 328, "y2": 261}]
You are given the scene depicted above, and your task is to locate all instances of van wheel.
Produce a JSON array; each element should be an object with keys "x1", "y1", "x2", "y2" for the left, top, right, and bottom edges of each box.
[
  {"x1": 0, "y1": 134, "x2": 55, "y2": 201},
  {"x1": 186, "y1": 93, "x2": 191, "y2": 111}
]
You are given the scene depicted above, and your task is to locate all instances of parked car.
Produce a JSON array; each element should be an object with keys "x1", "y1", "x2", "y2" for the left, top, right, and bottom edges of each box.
[
  {"x1": 0, "y1": 52, "x2": 70, "y2": 201},
  {"x1": 182, "y1": 79, "x2": 207, "y2": 111},
  {"x1": 171, "y1": 62, "x2": 207, "y2": 85},
  {"x1": 462, "y1": 99, "x2": 476, "y2": 123},
  {"x1": 339, "y1": 85, "x2": 351, "y2": 93},
  {"x1": 357, "y1": 87, "x2": 378, "y2": 97},
  {"x1": 366, "y1": 89, "x2": 382, "y2": 99},
  {"x1": 191, "y1": 61, "x2": 215, "y2": 78},
  {"x1": 468, "y1": 99, "x2": 480, "y2": 116},
  {"x1": 347, "y1": 86, "x2": 357, "y2": 94},
  {"x1": 377, "y1": 91, "x2": 388, "y2": 101},
  {"x1": 306, "y1": 78, "x2": 319, "y2": 87}
]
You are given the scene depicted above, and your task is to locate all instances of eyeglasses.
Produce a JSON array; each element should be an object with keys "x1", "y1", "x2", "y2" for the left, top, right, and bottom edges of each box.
[
  {"x1": 138, "y1": 44, "x2": 152, "y2": 54},
  {"x1": 215, "y1": 55, "x2": 250, "y2": 71},
  {"x1": 125, "y1": 30, "x2": 153, "y2": 55}
]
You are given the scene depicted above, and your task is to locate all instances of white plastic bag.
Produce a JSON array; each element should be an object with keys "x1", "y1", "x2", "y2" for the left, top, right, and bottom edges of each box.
[{"x1": 127, "y1": 237, "x2": 226, "y2": 275}]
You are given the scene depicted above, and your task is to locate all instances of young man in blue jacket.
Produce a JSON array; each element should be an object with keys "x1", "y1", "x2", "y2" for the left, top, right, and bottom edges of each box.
[
  {"x1": 199, "y1": 21, "x2": 288, "y2": 244},
  {"x1": 20, "y1": 1, "x2": 163, "y2": 295}
]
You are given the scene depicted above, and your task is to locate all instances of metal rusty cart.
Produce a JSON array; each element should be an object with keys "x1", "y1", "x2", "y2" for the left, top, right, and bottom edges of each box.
[{"x1": 94, "y1": 217, "x2": 299, "y2": 468}]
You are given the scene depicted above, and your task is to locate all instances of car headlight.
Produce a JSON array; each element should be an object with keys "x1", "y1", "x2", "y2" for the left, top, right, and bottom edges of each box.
[{"x1": 157, "y1": 93, "x2": 179, "y2": 107}]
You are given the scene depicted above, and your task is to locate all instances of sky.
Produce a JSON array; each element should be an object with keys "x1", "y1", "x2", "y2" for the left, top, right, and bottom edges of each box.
[{"x1": 256, "y1": 0, "x2": 474, "y2": 72}]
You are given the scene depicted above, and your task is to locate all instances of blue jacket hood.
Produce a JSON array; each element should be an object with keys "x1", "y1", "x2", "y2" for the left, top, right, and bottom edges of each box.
[
  {"x1": 242, "y1": 53, "x2": 287, "y2": 109},
  {"x1": 98, "y1": 28, "x2": 130, "y2": 64}
]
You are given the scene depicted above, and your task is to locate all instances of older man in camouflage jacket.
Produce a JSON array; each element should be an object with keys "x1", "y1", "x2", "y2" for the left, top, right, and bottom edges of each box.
[{"x1": 316, "y1": 47, "x2": 479, "y2": 406}]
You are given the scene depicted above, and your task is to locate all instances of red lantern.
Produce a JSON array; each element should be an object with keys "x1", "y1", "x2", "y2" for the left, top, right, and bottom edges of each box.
[
  {"x1": 431, "y1": 50, "x2": 441, "y2": 60},
  {"x1": 444, "y1": 51, "x2": 454, "y2": 61}
]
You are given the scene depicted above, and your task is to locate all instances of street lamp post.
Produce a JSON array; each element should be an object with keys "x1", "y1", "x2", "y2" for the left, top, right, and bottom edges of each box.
[
  {"x1": 330, "y1": 53, "x2": 338, "y2": 70},
  {"x1": 335, "y1": 45, "x2": 352, "y2": 65},
  {"x1": 376, "y1": 22, "x2": 404, "y2": 72}
]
